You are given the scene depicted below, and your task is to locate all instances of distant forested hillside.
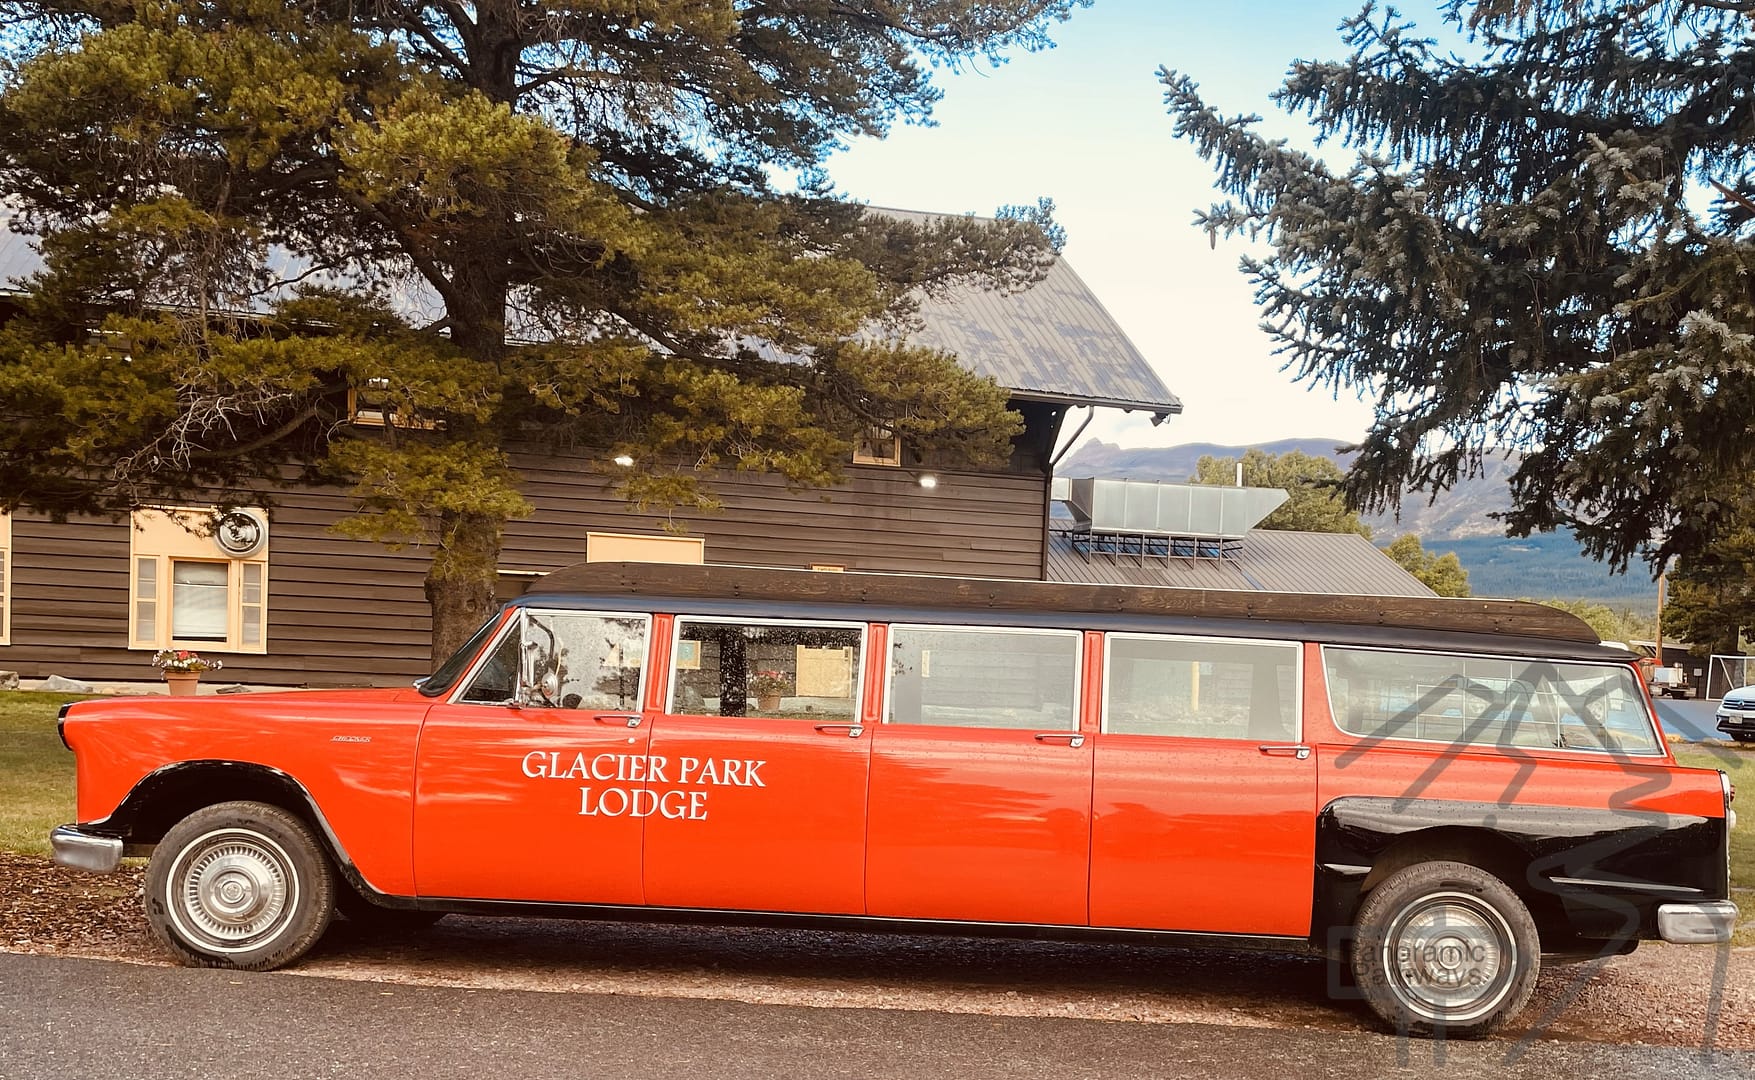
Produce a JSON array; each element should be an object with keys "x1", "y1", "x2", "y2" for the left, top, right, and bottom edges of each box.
[{"x1": 1058, "y1": 438, "x2": 1657, "y2": 605}]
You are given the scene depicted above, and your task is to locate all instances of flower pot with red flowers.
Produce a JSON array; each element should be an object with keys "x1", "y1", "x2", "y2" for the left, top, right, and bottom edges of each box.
[
  {"x1": 748, "y1": 669, "x2": 791, "y2": 714},
  {"x1": 151, "y1": 649, "x2": 224, "y2": 696}
]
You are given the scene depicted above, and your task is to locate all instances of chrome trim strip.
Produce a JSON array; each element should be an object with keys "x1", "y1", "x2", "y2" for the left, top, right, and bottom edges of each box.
[
  {"x1": 1658, "y1": 901, "x2": 1738, "y2": 945},
  {"x1": 50, "y1": 825, "x2": 124, "y2": 874},
  {"x1": 1549, "y1": 876, "x2": 1703, "y2": 896}
]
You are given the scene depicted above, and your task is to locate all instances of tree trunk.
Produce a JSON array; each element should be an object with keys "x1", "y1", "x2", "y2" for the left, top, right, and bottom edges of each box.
[{"x1": 425, "y1": 511, "x2": 504, "y2": 667}]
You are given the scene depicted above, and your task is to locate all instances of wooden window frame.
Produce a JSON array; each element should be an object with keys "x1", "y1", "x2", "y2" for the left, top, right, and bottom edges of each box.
[
  {"x1": 852, "y1": 425, "x2": 903, "y2": 467},
  {"x1": 129, "y1": 507, "x2": 269, "y2": 655}
]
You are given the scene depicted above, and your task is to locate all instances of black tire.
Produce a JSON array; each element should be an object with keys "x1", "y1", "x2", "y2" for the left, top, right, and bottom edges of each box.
[
  {"x1": 1349, "y1": 860, "x2": 1540, "y2": 1038},
  {"x1": 143, "y1": 801, "x2": 335, "y2": 971},
  {"x1": 335, "y1": 885, "x2": 445, "y2": 931}
]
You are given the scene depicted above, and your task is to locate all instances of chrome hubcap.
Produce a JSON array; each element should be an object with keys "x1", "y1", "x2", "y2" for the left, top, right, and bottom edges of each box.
[
  {"x1": 1382, "y1": 891, "x2": 1517, "y2": 1022},
  {"x1": 169, "y1": 829, "x2": 298, "y2": 953}
]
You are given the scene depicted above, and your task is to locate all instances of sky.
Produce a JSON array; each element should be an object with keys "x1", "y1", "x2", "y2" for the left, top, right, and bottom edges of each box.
[{"x1": 818, "y1": 0, "x2": 1454, "y2": 454}]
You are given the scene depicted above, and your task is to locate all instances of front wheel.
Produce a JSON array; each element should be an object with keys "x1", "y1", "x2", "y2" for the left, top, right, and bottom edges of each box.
[
  {"x1": 144, "y1": 801, "x2": 335, "y2": 970},
  {"x1": 1349, "y1": 860, "x2": 1540, "y2": 1037}
]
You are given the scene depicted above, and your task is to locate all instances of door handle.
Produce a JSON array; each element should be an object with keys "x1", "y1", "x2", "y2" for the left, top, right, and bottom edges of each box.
[
  {"x1": 814, "y1": 723, "x2": 864, "y2": 738},
  {"x1": 594, "y1": 714, "x2": 642, "y2": 728},
  {"x1": 1258, "y1": 744, "x2": 1311, "y2": 760},
  {"x1": 1033, "y1": 732, "x2": 1086, "y2": 748}
]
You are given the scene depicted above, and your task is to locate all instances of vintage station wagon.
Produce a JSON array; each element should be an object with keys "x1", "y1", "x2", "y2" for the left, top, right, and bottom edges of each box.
[{"x1": 52, "y1": 562, "x2": 1736, "y2": 1037}]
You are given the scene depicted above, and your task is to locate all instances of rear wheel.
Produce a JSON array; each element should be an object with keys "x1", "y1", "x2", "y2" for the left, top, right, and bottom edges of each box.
[
  {"x1": 1349, "y1": 860, "x2": 1540, "y2": 1037},
  {"x1": 144, "y1": 801, "x2": 335, "y2": 971}
]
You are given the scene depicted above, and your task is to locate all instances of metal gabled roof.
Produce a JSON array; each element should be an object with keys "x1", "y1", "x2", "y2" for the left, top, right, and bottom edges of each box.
[
  {"x1": 1046, "y1": 528, "x2": 1438, "y2": 600},
  {"x1": 878, "y1": 208, "x2": 1180, "y2": 418}
]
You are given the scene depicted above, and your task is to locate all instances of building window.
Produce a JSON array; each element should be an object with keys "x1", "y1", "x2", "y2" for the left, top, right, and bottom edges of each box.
[
  {"x1": 852, "y1": 425, "x2": 902, "y2": 466},
  {"x1": 0, "y1": 510, "x2": 10, "y2": 646},
  {"x1": 348, "y1": 379, "x2": 437, "y2": 430},
  {"x1": 585, "y1": 531, "x2": 705, "y2": 565},
  {"x1": 130, "y1": 507, "x2": 269, "y2": 654}
]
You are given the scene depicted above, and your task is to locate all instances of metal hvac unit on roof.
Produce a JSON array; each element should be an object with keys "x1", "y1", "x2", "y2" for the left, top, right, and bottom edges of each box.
[{"x1": 1052, "y1": 478, "x2": 1288, "y2": 562}]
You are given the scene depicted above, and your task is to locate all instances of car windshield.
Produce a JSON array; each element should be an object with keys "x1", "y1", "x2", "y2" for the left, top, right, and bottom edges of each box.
[{"x1": 418, "y1": 612, "x2": 507, "y2": 698}]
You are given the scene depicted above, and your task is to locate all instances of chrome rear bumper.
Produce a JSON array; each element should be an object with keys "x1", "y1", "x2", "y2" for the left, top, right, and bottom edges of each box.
[
  {"x1": 1657, "y1": 901, "x2": 1739, "y2": 945},
  {"x1": 50, "y1": 825, "x2": 124, "y2": 874}
]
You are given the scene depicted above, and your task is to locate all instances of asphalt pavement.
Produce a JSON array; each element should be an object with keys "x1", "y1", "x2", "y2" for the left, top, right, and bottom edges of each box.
[
  {"x1": 1654, "y1": 698, "x2": 1725, "y2": 743},
  {"x1": 0, "y1": 953, "x2": 1745, "y2": 1080}
]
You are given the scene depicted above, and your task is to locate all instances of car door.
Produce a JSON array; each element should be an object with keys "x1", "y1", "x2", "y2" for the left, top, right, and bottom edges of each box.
[
  {"x1": 413, "y1": 607, "x2": 655, "y2": 904},
  {"x1": 865, "y1": 624, "x2": 1094, "y2": 926},
  {"x1": 1088, "y1": 633, "x2": 1316, "y2": 936},
  {"x1": 640, "y1": 615, "x2": 872, "y2": 915}
]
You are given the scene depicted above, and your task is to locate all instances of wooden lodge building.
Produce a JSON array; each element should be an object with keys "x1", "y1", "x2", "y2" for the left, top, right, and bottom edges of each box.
[{"x1": 0, "y1": 209, "x2": 1431, "y2": 688}]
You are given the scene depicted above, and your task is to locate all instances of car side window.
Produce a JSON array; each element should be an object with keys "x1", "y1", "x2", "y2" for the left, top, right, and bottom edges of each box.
[
  {"x1": 458, "y1": 611, "x2": 649, "y2": 709},
  {"x1": 1105, "y1": 635, "x2": 1299, "y2": 740},
  {"x1": 887, "y1": 626, "x2": 1081, "y2": 731},
  {"x1": 668, "y1": 619, "x2": 863, "y2": 720}
]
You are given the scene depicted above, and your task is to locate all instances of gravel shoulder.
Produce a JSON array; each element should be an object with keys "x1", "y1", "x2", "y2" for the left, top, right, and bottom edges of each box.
[{"x1": 2, "y1": 851, "x2": 1748, "y2": 1052}]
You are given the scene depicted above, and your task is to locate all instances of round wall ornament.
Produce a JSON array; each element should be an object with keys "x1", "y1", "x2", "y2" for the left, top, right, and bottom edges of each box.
[{"x1": 212, "y1": 508, "x2": 268, "y2": 559}]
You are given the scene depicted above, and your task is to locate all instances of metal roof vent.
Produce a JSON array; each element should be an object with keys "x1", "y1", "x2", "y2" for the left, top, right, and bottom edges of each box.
[{"x1": 1054, "y1": 478, "x2": 1288, "y2": 562}]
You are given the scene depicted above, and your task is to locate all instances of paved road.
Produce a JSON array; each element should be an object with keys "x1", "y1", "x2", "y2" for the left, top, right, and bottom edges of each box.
[
  {"x1": 1654, "y1": 698, "x2": 1725, "y2": 743},
  {"x1": 0, "y1": 953, "x2": 1744, "y2": 1080}
]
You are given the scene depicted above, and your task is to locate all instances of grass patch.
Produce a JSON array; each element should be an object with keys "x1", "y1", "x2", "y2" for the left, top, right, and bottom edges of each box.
[
  {"x1": 1672, "y1": 746, "x2": 1752, "y2": 887},
  {"x1": 0, "y1": 692, "x2": 97, "y2": 856}
]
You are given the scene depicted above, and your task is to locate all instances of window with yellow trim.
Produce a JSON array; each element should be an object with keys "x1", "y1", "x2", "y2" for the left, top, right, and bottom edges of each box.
[
  {"x1": 129, "y1": 507, "x2": 268, "y2": 654},
  {"x1": 0, "y1": 510, "x2": 11, "y2": 646},
  {"x1": 852, "y1": 425, "x2": 902, "y2": 466}
]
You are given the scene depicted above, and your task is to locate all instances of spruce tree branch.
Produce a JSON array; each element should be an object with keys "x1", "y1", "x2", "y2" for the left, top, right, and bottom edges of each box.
[{"x1": 187, "y1": 402, "x2": 323, "y2": 460}]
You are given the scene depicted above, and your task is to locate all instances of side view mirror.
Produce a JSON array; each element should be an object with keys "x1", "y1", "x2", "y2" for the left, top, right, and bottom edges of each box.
[{"x1": 520, "y1": 671, "x2": 561, "y2": 708}]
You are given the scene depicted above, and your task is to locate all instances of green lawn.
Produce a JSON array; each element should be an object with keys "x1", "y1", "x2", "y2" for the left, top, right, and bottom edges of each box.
[
  {"x1": 1674, "y1": 745, "x2": 1755, "y2": 888},
  {"x1": 0, "y1": 692, "x2": 93, "y2": 855}
]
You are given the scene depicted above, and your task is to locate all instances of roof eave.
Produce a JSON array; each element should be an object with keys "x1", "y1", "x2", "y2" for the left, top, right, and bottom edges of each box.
[{"x1": 1007, "y1": 388, "x2": 1183, "y2": 421}]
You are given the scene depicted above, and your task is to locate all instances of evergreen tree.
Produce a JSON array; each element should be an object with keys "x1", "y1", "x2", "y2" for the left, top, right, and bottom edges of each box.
[
  {"x1": 1663, "y1": 508, "x2": 1755, "y2": 656},
  {"x1": 1163, "y1": 0, "x2": 1755, "y2": 575},
  {"x1": 1190, "y1": 448, "x2": 1373, "y2": 536},
  {"x1": 0, "y1": 0, "x2": 1087, "y2": 659},
  {"x1": 1382, "y1": 533, "x2": 1471, "y2": 597}
]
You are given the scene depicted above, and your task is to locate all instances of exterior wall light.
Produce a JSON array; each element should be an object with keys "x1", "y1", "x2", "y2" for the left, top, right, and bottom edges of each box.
[
  {"x1": 612, "y1": 454, "x2": 635, "y2": 467},
  {"x1": 917, "y1": 474, "x2": 939, "y2": 490}
]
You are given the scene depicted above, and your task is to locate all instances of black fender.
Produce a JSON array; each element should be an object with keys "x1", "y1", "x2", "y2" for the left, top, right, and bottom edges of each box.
[{"x1": 1310, "y1": 796, "x2": 1728, "y2": 948}]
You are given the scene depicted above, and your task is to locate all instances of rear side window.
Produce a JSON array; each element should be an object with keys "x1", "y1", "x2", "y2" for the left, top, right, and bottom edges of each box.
[
  {"x1": 887, "y1": 626, "x2": 1081, "y2": 731},
  {"x1": 1323, "y1": 647, "x2": 1661, "y2": 755},
  {"x1": 1106, "y1": 635, "x2": 1299, "y2": 740}
]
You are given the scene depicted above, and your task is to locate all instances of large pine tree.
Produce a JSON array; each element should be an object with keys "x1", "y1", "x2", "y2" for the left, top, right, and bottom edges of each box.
[
  {"x1": 1163, "y1": 0, "x2": 1755, "y2": 575},
  {"x1": 0, "y1": 0, "x2": 1087, "y2": 658}
]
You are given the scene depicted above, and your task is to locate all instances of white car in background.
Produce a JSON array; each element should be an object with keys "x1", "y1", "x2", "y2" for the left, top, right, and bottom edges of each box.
[{"x1": 1718, "y1": 685, "x2": 1755, "y2": 742}]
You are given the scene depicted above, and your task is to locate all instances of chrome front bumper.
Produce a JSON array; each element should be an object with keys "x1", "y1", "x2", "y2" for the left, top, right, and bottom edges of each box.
[
  {"x1": 1658, "y1": 901, "x2": 1739, "y2": 945},
  {"x1": 50, "y1": 825, "x2": 124, "y2": 874}
]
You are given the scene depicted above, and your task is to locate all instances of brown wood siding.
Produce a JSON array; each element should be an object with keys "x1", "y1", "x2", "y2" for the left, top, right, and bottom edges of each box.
[
  {"x1": 499, "y1": 450, "x2": 1048, "y2": 580},
  {"x1": 0, "y1": 460, "x2": 1048, "y2": 687}
]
